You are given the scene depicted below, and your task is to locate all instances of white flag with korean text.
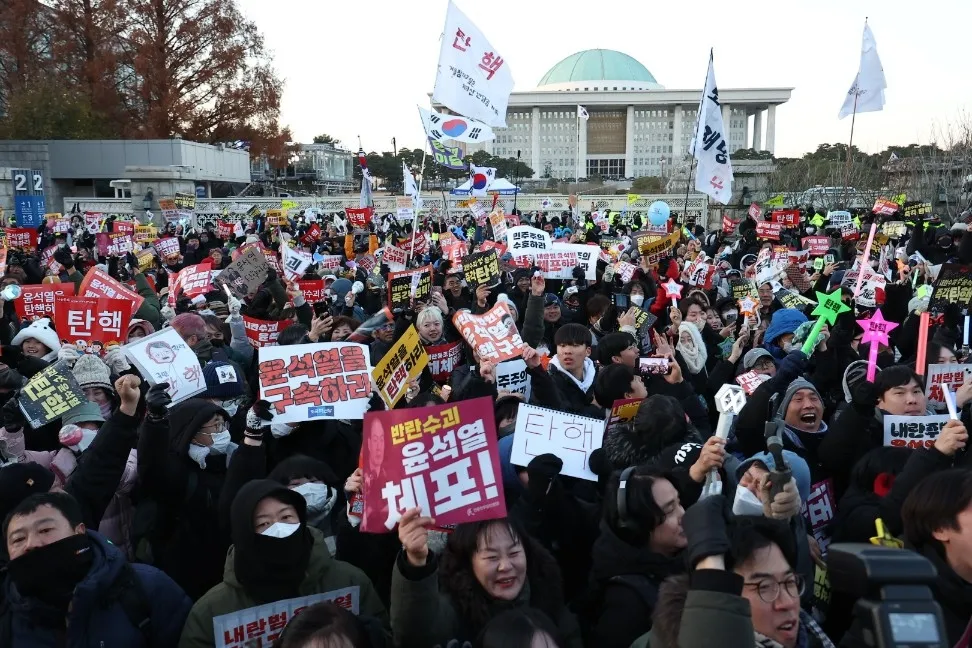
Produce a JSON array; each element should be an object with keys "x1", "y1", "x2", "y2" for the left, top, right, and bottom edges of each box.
[
  {"x1": 432, "y1": 1, "x2": 514, "y2": 128},
  {"x1": 839, "y1": 22, "x2": 886, "y2": 119},
  {"x1": 418, "y1": 106, "x2": 495, "y2": 143},
  {"x1": 690, "y1": 50, "x2": 733, "y2": 205}
]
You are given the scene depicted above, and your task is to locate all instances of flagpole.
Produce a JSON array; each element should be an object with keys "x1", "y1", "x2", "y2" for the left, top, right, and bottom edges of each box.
[
  {"x1": 408, "y1": 140, "x2": 428, "y2": 266},
  {"x1": 841, "y1": 17, "x2": 868, "y2": 210},
  {"x1": 682, "y1": 158, "x2": 696, "y2": 228}
]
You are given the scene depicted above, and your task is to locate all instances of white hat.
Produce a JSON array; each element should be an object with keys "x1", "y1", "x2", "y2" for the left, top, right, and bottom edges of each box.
[{"x1": 12, "y1": 318, "x2": 62, "y2": 361}]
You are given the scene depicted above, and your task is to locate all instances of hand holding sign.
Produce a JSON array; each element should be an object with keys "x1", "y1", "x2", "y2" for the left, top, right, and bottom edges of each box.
[
  {"x1": 802, "y1": 289, "x2": 851, "y2": 356},
  {"x1": 663, "y1": 279, "x2": 683, "y2": 310},
  {"x1": 857, "y1": 309, "x2": 898, "y2": 382}
]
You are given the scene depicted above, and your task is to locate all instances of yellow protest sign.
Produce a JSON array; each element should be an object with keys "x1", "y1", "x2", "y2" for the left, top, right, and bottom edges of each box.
[
  {"x1": 637, "y1": 230, "x2": 680, "y2": 264},
  {"x1": 627, "y1": 194, "x2": 640, "y2": 205},
  {"x1": 134, "y1": 225, "x2": 158, "y2": 244},
  {"x1": 281, "y1": 200, "x2": 298, "y2": 210},
  {"x1": 371, "y1": 325, "x2": 429, "y2": 409},
  {"x1": 765, "y1": 194, "x2": 785, "y2": 208}
]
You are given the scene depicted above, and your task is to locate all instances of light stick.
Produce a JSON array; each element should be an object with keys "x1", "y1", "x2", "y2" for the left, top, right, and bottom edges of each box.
[
  {"x1": 856, "y1": 308, "x2": 898, "y2": 382},
  {"x1": 801, "y1": 288, "x2": 851, "y2": 356},
  {"x1": 916, "y1": 312, "x2": 930, "y2": 376}
]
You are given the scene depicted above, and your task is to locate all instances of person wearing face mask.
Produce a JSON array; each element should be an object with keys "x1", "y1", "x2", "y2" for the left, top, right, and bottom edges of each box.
[
  {"x1": 762, "y1": 308, "x2": 809, "y2": 360},
  {"x1": 200, "y1": 360, "x2": 249, "y2": 441},
  {"x1": 71, "y1": 353, "x2": 118, "y2": 420},
  {"x1": 178, "y1": 479, "x2": 389, "y2": 648},
  {"x1": 268, "y1": 455, "x2": 343, "y2": 556}
]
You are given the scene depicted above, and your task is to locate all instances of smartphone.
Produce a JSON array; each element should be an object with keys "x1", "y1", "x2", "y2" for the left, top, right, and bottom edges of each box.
[
  {"x1": 824, "y1": 254, "x2": 835, "y2": 265},
  {"x1": 640, "y1": 357, "x2": 671, "y2": 375},
  {"x1": 313, "y1": 302, "x2": 328, "y2": 317},
  {"x1": 432, "y1": 286, "x2": 443, "y2": 295},
  {"x1": 613, "y1": 293, "x2": 630, "y2": 309}
]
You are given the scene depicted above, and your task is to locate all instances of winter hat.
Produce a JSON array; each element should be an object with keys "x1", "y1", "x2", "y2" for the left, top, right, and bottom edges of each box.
[
  {"x1": 200, "y1": 361, "x2": 244, "y2": 399},
  {"x1": 736, "y1": 450, "x2": 811, "y2": 506},
  {"x1": 842, "y1": 360, "x2": 872, "y2": 404},
  {"x1": 763, "y1": 308, "x2": 808, "y2": 347},
  {"x1": 496, "y1": 293, "x2": 518, "y2": 320},
  {"x1": 72, "y1": 354, "x2": 112, "y2": 392},
  {"x1": 652, "y1": 441, "x2": 703, "y2": 472},
  {"x1": 742, "y1": 348, "x2": 775, "y2": 371},
  {"x1": 268, "y1": 454, "x2": 339, "y2": 489},
  {"x1": 128, "y1": 318, "x2": 156, "y2": 338},
  {"x1": 11, "y1": 318, "x2": 61, "y2": 358},
  {"x1": 0, "y1": 462, "x2": 55, "y2": 524},
  {"x1": 61, "y1": 401, "x2": 106, "y2": 427},
  {"x1": 167, "y1": 399, "x2": 228, "y2": 454},
  {"x1": 776, "y1": 377, "x2": 821, "y2": 420},
  {"x1": 208, "y1": 301, "x2": 229, "y2": 318}
]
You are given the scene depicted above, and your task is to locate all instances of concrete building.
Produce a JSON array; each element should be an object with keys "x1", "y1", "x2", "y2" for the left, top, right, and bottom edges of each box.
[
  {"x1": 250, "y1": 143, "x2": 355, "y2": 196},
  {"x1": 445, "y1": 49, "x2": 791, "y2": 181}
]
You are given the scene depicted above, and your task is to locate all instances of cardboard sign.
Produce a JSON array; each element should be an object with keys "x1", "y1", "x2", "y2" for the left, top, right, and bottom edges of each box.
[
  {"x1": 371, "y1": 325, "x2": 429, "y2": 409},
  {"x1": 360, "y1": 397, "x2": 506, "y2": 532},
  {"x1": 78, "y1": 267, "x2": 144, "y2": 312},
  {"x1": 242, "y1": 316, "x2": 284, "y2": 348},
  {"x1": 883, "y1": 414, "x2": 951, "y2": 449},
  {"x1": 427, "y1": 340, "x2": 464, "y2": 384},
  {"x1": 510, "y1": 403, "x2": 605, "y2": 481},
  {"x1": 801, "y1": 236, "x2": 831, "y2": 257},
  {"x1": 213, "y1": 246, "x2": 269, "y2": 298},
  {"x1": 495, "y1": 358, "x2": 531, "y2": 399},
  {"x1": 605, "y1": 397, "x2": 641, "y2": 436},
  {"x1": 295, "y1": 279, "x2": 326, "y2": 303},
  {"x1": 756, "y1": 221, "x2": 782, "y2": 241},
  {"x1": 736, "y1": 370, "x2": 771, "y2": 395},
  {"x1": 6, "y1": 227, "x2": 37, "y2": 251},
  {"x1": 258, "y1": 342, "x2": 372, "y2": 422},
  {"x1": 461, "y1": 250, "x2": 500, "y2": 288},
  {"x1": 54, "y1": 296, "x2": 132, "y2": 353},
  {"x1": 15, "y1": 284, "x2": 75, "y2": 321},
  {"x1": 387, "y1": 266, "x2": 433, "y2": 311},
  {"x1": 382, "y1": 245, "x2": 408, "y2": 271},
  {"x1": 123, "y1": 328, "x2": 205, "y2": 404},
  {"x1": 18, "y1": 363, "x2": 87, "y2": 429},
  {"x1": 212, "y1": 588, "x2": 360, "y2": 648},
  {"x1": 506, "y1": 225, "x2": 551, "y2": 256},
  {"x1": 929, "y1": 263, "x2": 972, "y2": 312},
  {"x1": 925, "y1": 364, "x2": 972, "y2": 410},
  {"x1": 96, "y1": 232, "x2": 134, "y2": 257},
  {"x1": 638, "y1": 230, "x2": 680, "y2": 264},
  {"x1": 453, "y1": 302, "x2": 524, "y2": 364},
  {"x1": 154, "y1": 236, "x2": 181, "y2": 258}
]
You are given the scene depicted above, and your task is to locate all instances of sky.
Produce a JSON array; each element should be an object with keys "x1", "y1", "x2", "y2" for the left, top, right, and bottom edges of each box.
[{"x1": 238, "y1": 0, "x2": 972, "y2": 159}]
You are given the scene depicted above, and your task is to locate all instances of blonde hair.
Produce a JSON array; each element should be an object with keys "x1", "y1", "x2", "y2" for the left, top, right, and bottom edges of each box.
[{"x1": 416, "y1": 306, "x2": 443, "y2": 328}]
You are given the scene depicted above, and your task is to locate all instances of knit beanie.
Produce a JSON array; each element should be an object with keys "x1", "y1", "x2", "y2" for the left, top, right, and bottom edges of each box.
[
  {"x1": 200, "y1": 361, "x2": 244, "y2": 399},
  {"x1": 776, "y1": 377, "x2": 821, "y2": 420},
  {"x1": 72, "y1": 354, "x2": 112, "y2": 392},
  {"x1": 0, "y1": 463, "x2": 55, "y2": 524}
]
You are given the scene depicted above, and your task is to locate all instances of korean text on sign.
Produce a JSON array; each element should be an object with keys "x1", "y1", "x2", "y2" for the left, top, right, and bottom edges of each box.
[
  {"x1": 883, "y1": 414, "x2": 951, "y2": 449},
  {"x1": 78, "y1": 267, "x2": 145, "y2": 312},
  {"x1": 258, "y1": 342, "x2": 372, "y2": 423},
  {"x1": 496, "y1": 359, "x2": 531, "y2": 399},
  {"x1": 426, "y1": 340, "x2": 464, "y2": 384},
  {"x1": 509, "y1": 403, "x2": 605, "y2": 481},
  {"x1": 452, "y1": 301, "x2": 524, "y2": 363},
  {"x1": 16, "y1": 284, "x2": 75, "y2": 322},
  {"x1": 372, "y1": 325, "x2": 429, "y2": 409},
  {"x1": 461, "y1": 250, "x2": 500, "y2": 288},
  {"x1": 18, "y1": 364, "x2": 86, "y2": 429},
  {"x1": 360, "y1": 396, "x2": 506, "y2": 533},
  {"x1": 804, "y1": 479, "x2": 836, "y2": 556},
  {"x1": 925, "y1": 364, "x2": 972, "y2": 410},
  {"x1": 123, "y1": 328, "x2": 205, "y2": 405},
  {"x1": 53, "y1": 296, "x2": 132, "y2": 353},
  {"x1": 506, "y1": 226, "x2": 551, "y2": 256},
  {"x1": 242, "y1": 316, "x2": 284, "y2": 348},
  {"x1": 387, "y1": 266, "x2": 433, "y2": 311}
]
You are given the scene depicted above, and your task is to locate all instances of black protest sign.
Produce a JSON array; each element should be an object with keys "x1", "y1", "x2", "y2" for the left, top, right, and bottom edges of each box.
[
  {"x1": 903, "y1": 202, "x2": 932, "y2": 219},
  {"x1": 462, "y1": 250, "x2": 500, "y2": 288},
  {"x1": 388, "y1": 266, "x2": 433, "y2": 311},
  {"x1": 213, "y1": 246, "x2": 269, "y2": 298},
  {"x1": 929, "y1": 263, "x2": 972, "y2": 313},
  {"x1": 730, "y1": 278, "x2": 758, "y2": 301},
  {"x1": 18, "y1": 362, "x2": 87, "y2": 429}
]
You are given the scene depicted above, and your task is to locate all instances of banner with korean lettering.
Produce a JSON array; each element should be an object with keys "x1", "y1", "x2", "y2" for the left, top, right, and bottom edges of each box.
[
  {"x1": 54, "y1": 296, "x2": 132, "y2": 354},
  {"x1": 397, "y1": 232, "x2": 429, "y2": 257},
  {"x1": 39, "y1": 245, "x2": 62, "y2": 275},
  {"x1": 216, "y1": 221, "x2": 235, "y2": 240},
  {"x1": 300, "y1": 223, "x2": 322, "y2": 246},
  {"x1": 510, "y1": 403, "x2": 605, "y2": 481},
  {"x1": 461, "y1": 250, "x2": 500, "y2": 288},
  {"x1": 112, "y1": 220, "x2": 134, "y2": 237},
  {"x1": 605, "y1": 398, "x2": 641, "y2": 436},
  {"x1": 453, "y1": 302, "x2": 525, "y2": 363},
  {"x1": 345, "y1": 207, "x2": 373, "y2": 230},
  {"x1": 770, "y1": 209, "x2": 801, "y2": 227},
  {"x1": 214, "y1": 246, "x2": 269, "y2": 298},
  {"x1": 536, "y1": 243, "x2": 598, "y2": 280},
  {"x1": 213, "y1": 588, "x2": 360, "y2": 648},
  {"x1": 282, "y1": 246, "x2": 312, "y2": 281},
  {"x1": 258, "y1": 342, "x2": 372, "y2": 423},
  {"x1": 929, "y1": 263, "x2": 972, "y2": 312},
  {"x1": 123, "y1": 328, "x2": 204, "y2": 405},
  {"x1": 317, "y1": 255, "x2": 344, "y2": 272},
  {"x1": 178, "y1": 262, "x2": 214, "y2": 299},
  {"x1": 924, "y1": 364, "x2": 972, "y2": 411},
  {"x1": 388, "y1": 266, "x2": 433, "y2": 311},
  {"x1": 78, "y1": 267, "x2": 144, "y2": 312},
  {"x1": 902, "y1": 202, "x2": 932, "y2": 219},
  {"x1": 174, "y1": 192, "x2": 196, "y2": 212},
  {"x1": 360, "y1": 396, "x2": 506, "y2": 532},
  {"x1": 96, "y1": 232, "x2": 133, "y2": 257},
  {"x1": 872, "y1": 198, "x2": 899, "y2": 216},
  {"x1": 135, "y1": 225, "x2": 158, "y2": 244},
  {"x1": 805, "y1": 479, "x2": 836, "y2": 557},
  {"x1": 721, "y1": 215, "x2": 736, "y2": 234},
  {"x1": 382, "y1": 245, "x2": 408, "y2": 271},
  {"x1": 158, "y1": 199, "x2": 178, "y2": 222},
  {"x1": 296, "y1": 280, "x2": 326, "y2": 304},
  {"x1": 506, "y1": 225, "x2": 551, "y2": 256},
  {"x1": 372, "y1": 325, "x2": 429, "y2": 409},
  {"x1": 756, "y1": 221, "x2": 782, "y2": 241},
  {"x1": 495, "y1": 358, "x2": 531, "y2": 399},
  {"x1": 242, "y1": 316, "x2": 284, "y2": 348},
  {"x1": 6, "y1": 227, "x2": 37, "y2": 251},
  {"x1": 18, "y1": 363, "x2": 87, "y2": 429},
  {"x1": 801, "y1": 236, "x2": 831, "y2": 257},
  {"x1": 637, "y1": 230, "x2": 680, "y2": 264},
  {"x1": 488, "y1": 210, "x2": 507, "y2": 241},
  {"x1": 884, "y1": 414, "x2": 951, "y2": 449},
  {"x1": 426, "y1": 340, "x2": 464, "y2": 384},
  {"x1": 428, "y1": 137, "x2": 468, "y2": 170},
  {"x1": 16, "y1": 284, "x2": 75, "y2": 322},
  {"x1": 154, "y1": 236, "x2": 181, "y2": 258}
]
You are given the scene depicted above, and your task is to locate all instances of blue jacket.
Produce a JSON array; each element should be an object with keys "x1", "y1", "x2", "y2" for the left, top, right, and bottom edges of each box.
[{"x1": 6, "y1": 531, "x2": 191, "y2": 648}]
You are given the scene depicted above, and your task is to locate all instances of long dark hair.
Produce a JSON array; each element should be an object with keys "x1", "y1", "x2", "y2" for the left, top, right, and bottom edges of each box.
[{"x1": 475, "y1": 608, "x2": 565, "y2": 648}]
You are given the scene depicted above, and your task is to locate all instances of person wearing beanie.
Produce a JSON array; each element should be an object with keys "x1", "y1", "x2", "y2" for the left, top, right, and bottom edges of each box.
[
  {"x1": 0, "y1": 462, "x2": 55, "y2": 525},
  {"x1": 178, "y1": 479, "x2": 388, "y2": 648},
  {"x1": 200, "y1": 360, "x2": 249, "y2": 441},
  {"x1": 11, "y1": 317, "x2": 61, "y2": 362},
  {"x1": 73, "y1": 354, "x2": 117, "y2": 419}
]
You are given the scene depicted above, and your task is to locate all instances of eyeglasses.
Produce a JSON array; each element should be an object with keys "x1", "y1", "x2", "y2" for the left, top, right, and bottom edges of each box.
[
  {"x1": 199, "y1": 421, "x2": 227, "y2": 436},
  {"x1": 744, "y1": 574, "x2": 806, "y2": 603}
]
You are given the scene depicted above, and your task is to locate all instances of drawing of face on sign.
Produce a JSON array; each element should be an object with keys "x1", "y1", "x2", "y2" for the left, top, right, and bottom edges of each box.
[{"x1": 146, "y1": 341, "x2": 175, "y2": 364}]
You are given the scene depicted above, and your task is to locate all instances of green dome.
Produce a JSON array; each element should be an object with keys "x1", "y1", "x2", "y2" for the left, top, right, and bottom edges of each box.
[{"x1": 538, "y1": 49, "x2": 660, "y2": 88}]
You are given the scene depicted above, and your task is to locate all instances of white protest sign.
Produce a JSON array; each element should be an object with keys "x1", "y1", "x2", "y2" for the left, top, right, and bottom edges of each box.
[
  {"x1": 552, "y1": 243, "x2": 597, "y2": 280},
  {"x1": 510, "y1": 403, "x2": 604, "y2": 481},
  {"x1": 495, "y1": 358, "x2": 531, "y2": 400},
  {"x1": 925, "y1": 364, "x2": 972, "y2": 410},
  {"x1": 382, "y1": 245, "x2": 407, "y2": 271},
  {"x1": 883, "y1": 414, "x2": 951, "y2": 449},
  {"x1": 827, "y1": 210, "x2": 852, "y2": 227},
  {"x1": 282, "y1": 246, "x2": 312, "y2": 281},
  {"x1": 506, "y1": 226, "x2": 551, "y2": 257},
  {"x1": 123, "y1": 328, "x2": 205, "y2": 405},
  {"x1": 212, "y1": 587, "x2": 360, "y2": 648},
  {"x1": 258, "y1": 342, "x2": 372, "y2": 423}
]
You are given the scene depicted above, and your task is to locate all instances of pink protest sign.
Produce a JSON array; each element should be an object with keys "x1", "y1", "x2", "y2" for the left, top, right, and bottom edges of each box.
[
  {"x1": 360, "y1": 397, "x2": 506, "y2": 533},
  {"x1": 857, "y1": 308, "x2": 898, "y2": 382}
]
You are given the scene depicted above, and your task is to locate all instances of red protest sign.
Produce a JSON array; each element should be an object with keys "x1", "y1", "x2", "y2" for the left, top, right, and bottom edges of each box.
[
  {"x1": 96, "y1": 232, "x2": 134, "y2": 257},
  {"x1": 735, "y1": 370, "x2": 770, "y2": 395},
  {"x1": 748, "y1": 203, "x2": 762, "y2": 220},
  {"x1": 721, "y1": 215, "x2": 736, "y2": 234},
  {"x1": 40, "y1": 246, "x2": 62, "y2": 275},
  {"x1": 301, "y1": 223, "x2": 322, "y2": 246},
  {"x1": 53, "y1": 296, "x2": 132, "y2": 353},
  {"x1": 6, "y1": 228, "x2": 37, "y2": 251},
  {"x1": 770, "y1": 209, "x2": 801, "y2": 227},
  {"x1": 296, "y1": 280, "x2": 326, "y2": 303},
  {"x1": 174, "y1": 261, "x2": 214, "y2": 300},
  {"x1": 452, "y1": 302, "x2": 525, "y2": 363},
  {"x1": 397, "y1": 233, "x2": 429, "y2": 257},
  {"x1": 78, "y1": 267, "x2": 144, "y2": 312},
  {"x1": 479, "y1": 240, "x2": 508, "y2": 257},
  {"x1": 872, "y1": 198, "x2": 900, "y2": 216},
  {"x1": 426, "y1": 340, "x2": 465, "y2": 384},
  {"x1": 216, "y1": 221, "x2": 235, "y2": 240},
  {"x1": 755, "y1": 221, "x2": 782, "y2": 241},
  {"x1": 262, "y1": 248, "x2": 283, "y2": 274},
  {"x1": 346, "y1": 207, "x2": 373, "y2": 230},
  {"x1": 242, "y1": 315, "x2": 284, "y2": 348},
  {"x1": 113, "y1": 221, "x2": 135, "y2": 238},
  {"x1": 360, "y1": 396, "x2": 506, "y2": 533},
  {"x1": 801, "y1": 236, "x2": 831, "y2": 257},
  {"x1": 16, "y1": 284, "x2": 75, "y2": 322}
]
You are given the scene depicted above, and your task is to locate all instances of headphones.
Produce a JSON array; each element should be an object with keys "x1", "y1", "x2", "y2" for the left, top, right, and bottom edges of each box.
[{"x1": 616, "y1": 466, "x2": 636, "y2": 530}]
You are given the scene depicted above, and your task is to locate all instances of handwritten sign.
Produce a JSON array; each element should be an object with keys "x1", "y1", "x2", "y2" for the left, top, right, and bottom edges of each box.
[
  {"x1": 884, "y1": 414, "x2": 951, "y2": 449},
  {"x1": 509, "y1": 403, "x2": 604, "y2": 481},
  {"x1": 453, "y1": 302, "x2": 524, "y2": 363},
  {"x1": 123, "y1": 328, "x2": 204, "y2": 404}
]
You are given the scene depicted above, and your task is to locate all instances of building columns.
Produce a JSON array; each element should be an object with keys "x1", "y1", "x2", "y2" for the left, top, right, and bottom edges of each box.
[
  {"x1": 753, "y1": 110, "x2": 763, "y2": 151},
  {"x1": 576, "y1": 110, "x2": 588, "y2": 179},
  {"x1": 625, "y1": 105, "x2": 634, "y2": 178},
  {"x1": 531, "y1": 107, "x2": 540, "y2": 178},
  {"x1": 765, "y1": 105, "x2": 776, "y2": 155},
  {"x1": 672, "y1": 105, "x2": 683, "y2": 161}
]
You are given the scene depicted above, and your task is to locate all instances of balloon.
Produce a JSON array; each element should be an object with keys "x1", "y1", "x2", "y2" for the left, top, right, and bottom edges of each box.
[{"x1": 647, "y1": 201, "x2": 671, "y2": 226}]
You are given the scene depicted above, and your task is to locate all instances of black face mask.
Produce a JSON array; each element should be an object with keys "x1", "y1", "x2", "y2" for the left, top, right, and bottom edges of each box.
[
  {"x1": 234, "y1": 527, "x2": 313, "y2": 604},
  {"x1": 8, "y1": 533, "x2": 93, "y2": 609},
  {"x1": 210, "y1": 338, "x2": 225, "y2": 347}
]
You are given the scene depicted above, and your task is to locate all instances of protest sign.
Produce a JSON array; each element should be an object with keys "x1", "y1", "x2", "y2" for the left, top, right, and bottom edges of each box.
[
  {"x1": 748, "y1": 203, "x2": 762, "y2": 220},
  {"x1": 387, "y1": 266, "x2": 433, "y2": 311},
  {"x1": 461, "y1": 250, "x2": 500, "y2": 288},
  {"x1": 135, "y1": 249, "x2": 155, "y2": 272},
  {"x1": 54, "y1": 296, "x2": 132, "y2": 354},
  {"x1": 801, "y1": 236, "x2": 831, "y2": 257},
  {"x1": 495, "y1": 358, "x2": 531, "y2": 399},
  {"x1": 426, "y1": 340, "x2": 464, "y2": 384},
  {"x1": 771, "y1": 209, "x2": 801, "y2": 227},
  {"x1": 510, "y1": 403, "x2": 605, "y2": 481},
  {"x1": 775, "y1": 288, "x2": 816, "y2": 311},
  {"x1": 638, "y1": 230, "x2": 680, "y2": 264},
  {"x1": 83, "y1": 213, "x2": 104, "y2": 234},
  {"x1": 929, "y1": 263, "x2": 972, "y2": 312},
  {"x1": 506, "y1": 226, "x2": 551, "y2": 256},
  {"x1": 872, "y1": 198, "x2": 900, "y2": 216},
  {"x1": 542, "y1": 243, "x2": 598, "y2": 280},
  {"x1": 722, "y1": 215, "x2": 736, "y2": 234},
  {"x1": 134, "y1": 225, "x2": 157, "y2": 244},
  {"x1": 174, "y1": 192, "x2": 196, "y2": 211},
  {"x1": 453, "y1": 302, "x2": 524, "y2": 363},
  {"x1": 18, "y1": 363, "x2": 87, "y2": 429},
  {"x1": 395, "y1": 196, "x2": 414, "y2": 222},
  {"x1": 15, "y1": 284, "x2": 75, "y2": 322},
  {"x1": 242, "y1": 316, "x2": 284, "y2": 348},
  {"x1": 78, "y1": 267, "x2": 144, "y2": 312},
  {"x1": 258, "y1": 342, "x2": 371, "y2": 422},
  {"x1": 40, "y1": 246, "x2": 61, "y2": 275},
  {"x1": 687, "y1": 262, "x2": 715, "y2": 289},
  {"x1": 736, "y1": 370, "x2": 771, "y2": 395},
  {"x1": 213, "y1": 246, "x2": 269, "y2": 298},
  {"x1": 398, "y1": 232, "x2": 429, "y2": 257},
  {"x1": 615, "y1": 261, "x2": 638, "y2": 284},
  {"x1": 154, "y1": 236, "x2": 180, "y2": 258},
  {"x1": 903, "y1": 202, "x2": 932, "y2": 219},
  {"x1": 123, "y1": 328, "x2": 205, "y2": 404},
  {"x1": 360, "y1": 397, "x2": 505, "y2": 532},
  {"x1": 295, "y1": 280, "x2": 326, "y2": 303},
  {"x1": 158, "y1": 199, "x2": 177, "y2": 222},
  {"x1": 345, "y1": 207, "x2": 373, "y2": 230},
  {"x1": 7, "y1": 228, "x2": 37, "y2": 251},
  {"x1": 488, "y1": 210, "x2": 507, "y2": 240},
  {"x1": 730, "y1": 278, "x2": 759, "y2": 301},
  {"x1": 282, "y1": 246, "x2": 312, "y2": 281},
  {"x1": 441, "y1": 240, "x2": 466, "y2": 269},
  {"x1": 212, "y1": 588, "x2": 360, "y2": 648},
  {"x1": 805, "y1": 479, "x2": 836, "y2": 555},
  {"x1": 883, "y1": 414, "x2": 951, "y2": 449},
  {"x1": 605, "y1": 398, "x2": 641, "y2": 437},
  {"x1": 95, "y1": 232, "x2": 133, "y2": 257},
  {"x1": 172, "y1": 262, "x2": 214, "y2": 301},
  {"x1": 372, "y1": 325, "x2": 429, "y2": 409},
  {"x1": 882, "y1": 220, "x2": 908, "y2": 238},
  {"x1": 925, "y1": 364, "x2": 972, "y2": 410},
  {"x1": 262, "y1": 248, "x2": 283, "y2": 274},
  {"x1": 755, "y1": 221, "x2": 782, "y2": 241},
  {"x1": 317, "y1": 255, "x2": 344, "y2": 271},
  {"x1": 827, "y1": 210, "x2": 852, "y2": 227},
  {"x1": 382, "y1": 245, "x2": 407, "y2": 271}
]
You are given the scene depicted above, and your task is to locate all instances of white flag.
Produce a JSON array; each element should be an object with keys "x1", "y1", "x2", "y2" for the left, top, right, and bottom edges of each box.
[
  {"x1": 690, "y1": 50, "x2": 733, "y2": 205},
  {"x1": 578, "y1": 105, "x2": 589, "y2": 121},
  {"x1": 838, "y1": 22, "x2": 886, "y2": 119},
  {"x1": 402, "y1": 162, "x2": 422, "y2": 210},
  {"x1": 469, "y1": 165, "x2": 496, "y2": 197},
  {"x1": 432, "y1": 1, "x2": 514, "y2": 127},
  {"x1": 418, "y1": 106, "x2": 495, "y2": 143}
]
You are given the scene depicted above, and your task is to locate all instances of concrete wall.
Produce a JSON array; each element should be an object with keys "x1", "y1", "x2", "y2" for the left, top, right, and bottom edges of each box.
[{"x1": 0, "y1": 142, "x2": 54, "y2": 219}]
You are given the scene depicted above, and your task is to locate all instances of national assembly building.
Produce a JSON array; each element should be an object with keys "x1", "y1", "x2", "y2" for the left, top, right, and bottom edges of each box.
[{"x1": 443, "y1": 48, "x2": 792, "y2": 181}]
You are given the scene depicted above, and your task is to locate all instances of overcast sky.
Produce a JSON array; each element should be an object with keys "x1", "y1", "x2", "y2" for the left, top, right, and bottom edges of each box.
[{"x1": 238, "y1": 0, "x2": 971, "y2": 159}]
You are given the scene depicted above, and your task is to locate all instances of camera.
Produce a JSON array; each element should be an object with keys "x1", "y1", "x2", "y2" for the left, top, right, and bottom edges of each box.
[{"x1": 828, "y1": 543, "x2": 947, "y2": 647}]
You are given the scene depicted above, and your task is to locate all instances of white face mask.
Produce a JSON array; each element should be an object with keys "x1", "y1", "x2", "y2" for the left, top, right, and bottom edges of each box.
[
  {"x1": 630, "y1": 294, "x2": 645, "y2": 307},
  {"x1": 209, "y1": 431, "x2": 231, "y2": 455},
  {"x1": 261, "y1": 521, "x2": 301, "y2": 538},
  {"x1": 292, "y1": 482, "x2": 335, "y2": 515},
  {"x1": 693, "y1": 318, "x2": 706, "y2": 331},
  {"x1": 732, "y1": 486, "x2": 765, "y2": 516},
  {"x1": 220, "y1": 400, "x2": 240, "y2": 417}
]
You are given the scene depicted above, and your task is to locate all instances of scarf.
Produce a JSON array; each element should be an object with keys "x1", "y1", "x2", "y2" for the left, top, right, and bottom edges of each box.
[
  {"x1": 753, "y1": 611, "x2": 835, "y2": 648},
  {"x1": 549, "y1": 355, "x2": 596, "y2": 394},
  {"x1": 676, "y1": 322, "x2": 708, "y2": 375}
]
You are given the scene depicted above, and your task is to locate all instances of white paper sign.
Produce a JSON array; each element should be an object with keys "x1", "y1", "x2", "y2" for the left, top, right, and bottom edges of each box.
[
  {"x1": 506, "y1": 226, "x2": 551, "y2": 256},
  {"x1": 828, "y1": 210, "x2": 852, "y2": 227},
  {"x1": 282, "y1": 246, "x2": 312, "y2": 281},
  {"x1": 212, "y1": 587, "x2": 360, "y2": 648},
  {"x1": 495, "y1": 359, "x2": 531, "y2": 400},
  {"x1": 123, "y1": 328, "x2": 205, "y2": 405},
  {"x1": 510, "y1": 403, "x2": 605, "y2": 481},
  {"x1": 925, "y1": 364, "x2": 972, "y2": 410},
  {"x1": 883, "y1": 414, "x2": 951, "y2": 449},
  {"x1": 383, "y1": 245, "x2": 407, "y2": 271}
]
